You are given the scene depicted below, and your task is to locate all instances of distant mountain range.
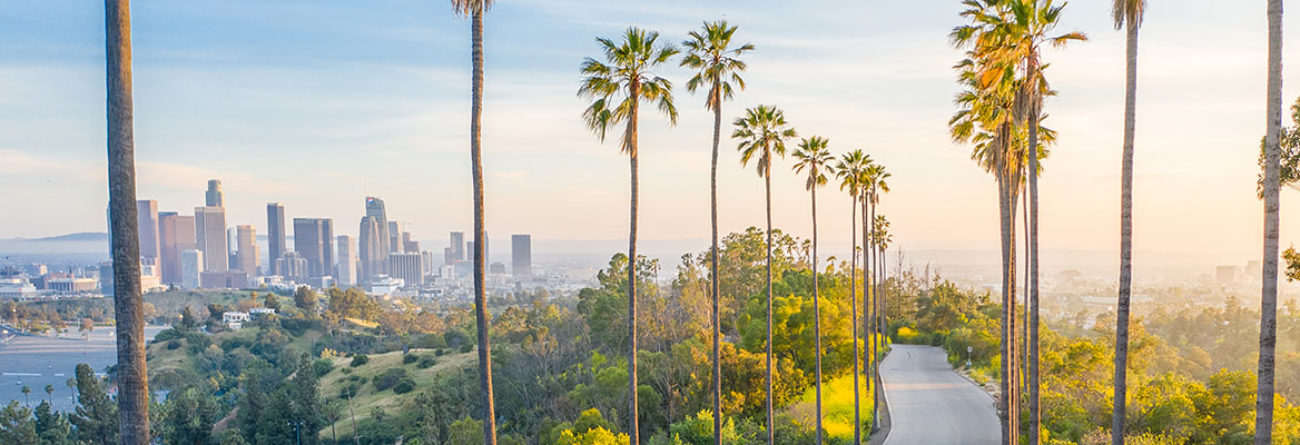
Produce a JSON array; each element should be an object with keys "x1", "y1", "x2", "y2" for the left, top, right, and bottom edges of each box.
[
  {"x1": 31, "y1": 232, "x2": 109, "y2": 242},
  {"x1": 0, "y1": 232, "x2": 109, "y2": 256}
]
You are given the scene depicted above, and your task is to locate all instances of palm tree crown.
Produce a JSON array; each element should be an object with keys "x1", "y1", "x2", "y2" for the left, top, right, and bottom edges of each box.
[
  {"x1": 681, "y1": 20, "x2": 754, "y2": 111},
  {"x1": 450, "y1": 0, "x2": 493, "y2": 17},
  {"x1": 579, "y1": 28, "x2": 679, "y2": 155},
  {"x1": 1112, "y1": 0, "x2": 1146, "y2": 30},
  {"x1": 793, "y1": 137, "x2": 833, "y2": 190},
  {"x1": 734, "y1": 105, "x2": 797, "y2": 176}
]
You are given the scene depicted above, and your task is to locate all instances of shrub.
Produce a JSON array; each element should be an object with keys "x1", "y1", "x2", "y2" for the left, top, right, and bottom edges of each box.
[
  {"x1": 340, "y1": 367, "x2": 352, "y2": 375},
  {"x1": 417, "y1": 355, "x2": 438, "y2": 369},
  {"x1": 166, "y1": 339, "x2": 182, "y2": 350},
  {"x1": 435, "y1": 349, "x2": 447, "y2": 357},
  {"x1": 392, "y1": 377, "x2": 416, "y2": 394},
  {"x1": 373, "y1": 368, "x2": 408, "y2": 392},
  {"x1": 402, "y1": 354, "x2": 418, "y2": 365},
  {"x1": 350, "y1": 355, "x2": 369, "y2": 367},
  {"x1": 459, "y1": 344, "x2": 473, "y2": 354},
  {"x1": 313, "y1": 358, "x2": 334, "y2": 377}
]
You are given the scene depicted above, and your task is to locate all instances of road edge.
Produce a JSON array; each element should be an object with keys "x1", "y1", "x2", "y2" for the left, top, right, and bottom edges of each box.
[{"x1": 867, "y1": 353, "x2": 893, "y2": 445}]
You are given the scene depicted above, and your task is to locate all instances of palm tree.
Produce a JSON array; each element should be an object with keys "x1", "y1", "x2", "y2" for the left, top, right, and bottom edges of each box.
[
  {"x1": 580, "y1": 28, "x2": 679, "y2": 444},
  {"x1": 864, "y1": 162, "x2": 890, "y2": 429},
  {"x1": 105, "y1": 1, "x2": 148, "y2": 443},
  {"x1": 873, "y1": 214, "x2": 891, "y2": 355},
  {"x1": 21, "y1": 385, "x2": 30, "y2": 407},
  {"x1": 793, "y1": 136, "x2": 833, "y2": 445},
  {"x1": 66, "y1": 378, "x2": 75, "y2": 404},
  {"x1": 451, "y1": 1, "x2": 497, "y2": 442},
  {"x1": 1257, "y1": 1, "x2": 1283, "y2": 444},
  {"x1": 680, "y1": 22, "x2": 753, "y2": 443},
  {"x1": 834, "y1": 150, "x2": 869, "y2": 445},
  {"x1": 44, "y1": 384, "x2": 53, "y2": 405},
  {"x1": 1110, "y1": 0, "x2": 1146, "y2": 442},
  {"x1": 733, "y1": 105, "x2": 796, "y2": 444}
]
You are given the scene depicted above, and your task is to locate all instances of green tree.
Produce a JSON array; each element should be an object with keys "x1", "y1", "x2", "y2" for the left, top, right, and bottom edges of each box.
[
  {"x1": 791, "y1": 136, "x2": 831, "y2": 444},
  {"x1": 1258, "y1": 0, "x2": 1284, "y2": 443},
  {"x1": 0, "y1": 401, "x2": 38, "y2": 445},
  {"x1": 21, "y1": 386, "x2": 30, "y2": 407},
  {"x1": 293, "y1": 286, "x2": 318, "y2": 313},
  {"x1": 162, "y1": 386, "x2": 219, "y2": 445},
  {"x1": 34, "y1": 401, "x2": 73, "y2": 445},
  {"x1": 580, "y1": 27, "x2": 679, "y2": 444},
  {"x1": 70, "y1": 363, "x2": 118, "y2": 445},
  {"x1": 832, "y1": 149, "x2": 869, "y2": 444},
  {"x1": 732, "y1": 104, "x2": 796, "y2": 444},
  {"x1": 104, "y1": 1, "x2": 149, "y2": 443},
  {"x1": 680, "y1": 21, "x2": 753, "y2": 443},
  {"x1": 43, "y1": 385, "x2": 52, "y2": 405}
]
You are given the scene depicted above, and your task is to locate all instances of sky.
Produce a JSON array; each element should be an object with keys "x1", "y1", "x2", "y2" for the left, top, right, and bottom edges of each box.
[{"x1": 3, "y1": 0, "x2": 1300, "y2": 270}]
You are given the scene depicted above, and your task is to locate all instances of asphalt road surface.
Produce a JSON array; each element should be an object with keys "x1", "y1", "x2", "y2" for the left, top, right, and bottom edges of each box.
[
  {"x1": 0, "y1": 326, "x2": 164, "y2": 409},
  {"x1": 881, "y1": 344, "x2": 1000, "y2": 445}
]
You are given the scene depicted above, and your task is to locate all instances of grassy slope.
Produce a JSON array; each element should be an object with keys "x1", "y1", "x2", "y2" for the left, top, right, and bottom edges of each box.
[
  {"x1": 318, "y1": 348, "x2": 475, "y2": 439},
  {"x1": 785, "y1": 374, "x2": 876, "y2": 441}
]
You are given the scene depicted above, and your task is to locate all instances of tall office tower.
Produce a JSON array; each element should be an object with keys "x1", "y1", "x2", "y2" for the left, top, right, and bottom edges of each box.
[
  {"x1": 359, "y1": 216, "x2": 387, "y2": 282},
  {"x1": 181, "y1": 249, "x2": 203, "y2": 289},
  {"x1": 512, "y1": 234, "x2": 532, "y2": 276},
  {"x1": 136, "y1": 200, "x2": 160, "y2": 269},
  {"x1": 266, "y1": 202, "x2": 287, "y2": 273},
  {"x1": 337, "y1": 235, "x2": 358, "y2": 287},
  {"x1": 293, "y1": 218, "x2": 335, "y2": 279},
  {"x1": 236, "y1": 225, "x2": 259, "y2": 276},
  {"x1": 389, "y1": 252, "x2": 424, "y2": 288},
  {"x1": 402, "y1": 232, "x2": 419, "y2": 253},
  {"x1": 388, "y1": 221, "x2": 404, "y2": 253},
  {"x1": 420, "y1": 250, "x2": 434, "y2": 276},
  {"x1": 195, "y1": 206, "x2": 229, "y2": 272},
  {"x1": 227, "y1": 227, "x2": 239, "y2": 270},
  {"x1": 158, "y1": 212, "x2": 196, "y2": 285},
  {"x1": 205, "y1": 179, "x2": 224, "y2": 207},
  {"x1": 365, "y1": 197, "x2": 390, "y2": 254},
  {"x1": 275, "y1": 251, "x2": 308, "y2": 284},
  {"x1": 449, "y1": 231, "x2": 465, "y2": 262}
]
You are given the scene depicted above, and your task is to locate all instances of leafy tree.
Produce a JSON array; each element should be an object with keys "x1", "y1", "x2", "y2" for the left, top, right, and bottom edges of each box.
[
  {"x1": 70, "y1": 363, "x2": 118, "y2": 445},
  {"x1": 34, "y1": 401, "x2": 73, "y2": 445},
  {"x1": 162, "y1": 385, "x2": 219, "y2": 445},
  {"x1": 293, "y1": 286, "x2": 317, "y2": 313},
  {"x1": 0, "y1": 401, "x2": 38, "y2": 445}
]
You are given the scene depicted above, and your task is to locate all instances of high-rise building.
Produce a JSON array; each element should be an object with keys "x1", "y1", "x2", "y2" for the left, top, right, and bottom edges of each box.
[
  {"x1": 420, "y1": 250, "x2": 434, "y2": 277},
  {"x1": 136, "y1": 200, "x2": 160, "y2": 270},
  {"x1": 449, "y1": 231, "x2": 465, "y2": 262},
  {"x1": 337, "y1": 235, "x2": 358, "y2": 287},
  {"x1": 266, "y1": 203, "x2": 287, "y2": 273},
  {"x1": 365, "y1": 197, "x2": 390, "y2": 254},
  {"x1": 402, "y1": 232, "x2": 419, "y2": 253},
  {"x1": 159, "y1": 212, "x2": 196, "y2": 285},
  {"x1": 195, "y1": 206, "x2": 229, "y2": 273},
  {"x1": 181, "y1": 249, "x2": 203, "y2": 289},
  {"x1": 388, "y1": 221, "x2": 404, "y2": 253},
  {"x1": 359, "y1": 216, "x2": 386, "y2": 283},
  {"x1": 512, "y1": 234, "x2": 532, "y2": 276},
  {"x1": 389, "y1": 252, "x2": 424, "y2": 288},
  {"x1": 293, "y1": 218, "x2": 334, "y2": 279},
  {"x1": 205, "y1": 179, "x2": 224, "y2": 207},
  {"x1": 236, "y1": 225, "x2": 259, "y2": 276},
  {"x1": 227, "y1": 227, "x2": 239, "y2": 270},
  {"x1": 276, "y1": 251, "x2": 308, "y2": 284}
]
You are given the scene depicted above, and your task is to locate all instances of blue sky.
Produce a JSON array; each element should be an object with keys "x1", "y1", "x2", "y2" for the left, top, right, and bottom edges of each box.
[{"x1": 3, "y1": 0, "x2": 1300, "y2": 266}]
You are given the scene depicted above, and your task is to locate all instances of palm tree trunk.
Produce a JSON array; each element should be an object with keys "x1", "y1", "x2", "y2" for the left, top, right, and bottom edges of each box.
[
  {"x1": 997, "y1": 177, "x2": 1013, "y2": 445},
  {"x1": 1256, "y1": 2, "x2": 1283, "y2": 444},
  {"x1": 710, "y1": 87, "x2": 724, "y2": 445},
  {"x1": 862, "y1": 195, "x2": 874, "y2": 432},
  {"x1": 812, "y1": 183, "x2": 824, "y2": 445},
  {"x1": 1112, "y1": 18, "x2": 1139, "y2": 445},
  {"x1": 869, "y1": 187, "x2": 880, "y2": 428},
  {"x1": 629, "y1": 94, "x2": 642, "y2": 445},
  {"x1": 469, "y1": 10, "x2": 498, "y2": 445},
  {"x1": 1028, "y1": 95, "x2": 1042, "y2": 445},
  {"x1": 105, "y1": 2, "x2": 148, "y2": 443},
  {"x1": 851, "y1": 197, "x2": 862, "y2": 445},
  {"x1": 764, "y1": 159, "x2": 775, "y2": 445},
  {"x1": 1022, "y1": 179, "x2": 1029, "y2": 400}
]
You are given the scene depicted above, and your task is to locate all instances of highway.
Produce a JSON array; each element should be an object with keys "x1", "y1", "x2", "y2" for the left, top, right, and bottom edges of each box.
[{"x1": 880, "y1": 344, "x2": 1000, "y2": 445}]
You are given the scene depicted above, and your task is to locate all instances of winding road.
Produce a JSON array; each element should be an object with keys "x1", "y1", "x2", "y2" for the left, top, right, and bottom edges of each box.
[{"x1": 880, "y1": 344, "x2": 1000, "y2": 445}]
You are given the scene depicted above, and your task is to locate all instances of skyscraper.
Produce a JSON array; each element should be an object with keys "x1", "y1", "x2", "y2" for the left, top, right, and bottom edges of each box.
[
  {"x1": 159, "y1": 212, "x2": 195, "y2": 285},
  {"x1": 337, "y1": 235, "x2": 358, "y2": 287},
  {"x1": 266, "y1": 202, "x2": 287, "y2": 273},
  {"x1": 388, "y1": 221, "x2": 404, "y2": 253},
  {"x1": 402, "y1": 232, "x2": 419, "y2": 253},
  {"x1": 236, "y1": 225, "x2": 259, "y2": 276},
  {"x1": 468, "y1": 233, "x2": 488, "y2": 265},
  {"x1": 181, "y1": 249, "x2": 203, "y2": 289},
  {"x1": 365, "y1": 197, "x2": 390, "y2": 254},
  {"x1": 276, "y1": 251, "x2": 308, "y2": 284},
  {"x1": 449, "y1": 231, "x2": 465, "y2": 262},
  {"x1": 227, "y1": 227, "x2": 239, "y2": 270},
  {"x1": 293, "y1": 218, "x2": 334, "y2": 279},
  {"x1": 389, "y1": 252, "x2": 424, "y2": 288},
  {"x1": 195, "y1": 206, "x2": 229, "y2": 273},
  {"x1": 205, "y1": 179, "x2": 224, "y2": 207},
  {"x1": 136, "y1": 200, "x2": 159, "y2": 270},
  {"x1": 512, "y1": 234, "x2": 532, "y2": 276}
]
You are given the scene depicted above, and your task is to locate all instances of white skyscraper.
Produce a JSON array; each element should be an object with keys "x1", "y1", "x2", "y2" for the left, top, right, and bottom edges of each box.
[
  {"x1": 337, "y1": 235, "x2": 358, "y2": 287},
  {"x1": 181, "y1": 249, "x2": 203, "y2": 289}
]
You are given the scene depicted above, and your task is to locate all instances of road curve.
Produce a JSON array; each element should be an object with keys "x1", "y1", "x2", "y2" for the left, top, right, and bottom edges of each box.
[{"x1": 880, "y1": 344, "x2": 1000, "y2": 445}]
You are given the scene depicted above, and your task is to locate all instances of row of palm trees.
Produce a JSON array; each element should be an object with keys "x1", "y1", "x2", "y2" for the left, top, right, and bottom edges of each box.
[{"x1": 577, "y1": 23, "x2": 896, "y2": 445}]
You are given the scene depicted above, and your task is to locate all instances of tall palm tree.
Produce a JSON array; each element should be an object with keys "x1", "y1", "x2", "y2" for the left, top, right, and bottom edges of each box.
[
  {"x1": 580, "y1": 28, "x2": 679, "y2": 444},
  {"x1": 733, "y1": 105, "x2": 796, "y2": 444},
  {"x1": 834, "y1": 150, "x2": 869, "y2": 445},
  {"x1": 1110, "y1": 1, "x2": 1146, "y2": 442},
  {"x1": 873, "y1": 214, "x2": 891, "y2": 354},
  {"x1": 1257, "y1": 0, "x2": 1283, "y2": 443},
  {"x1": 793, "y1": 136, "x2": 833, "y2": 445},
  {"x1": 105, "y1": 1, "x2": 148, "y2": 443},
  {"x1": 451, "y1": 1, "x2": 497, "y2": 442},
  {"x1": 864, "y1": 163, "x2": 890, "y2": 428},
  {"x1": 680, "y1": 22, "x2": 753, "y2": 442}
]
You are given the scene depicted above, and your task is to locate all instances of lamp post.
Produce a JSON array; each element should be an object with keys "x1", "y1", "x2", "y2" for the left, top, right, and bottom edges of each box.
[
  {"x1": 966, "y1": 346, "x2": 973, "y2": 368},
  {"x1": 288, "y1": 420, "x2": 303, "y2": 445}
]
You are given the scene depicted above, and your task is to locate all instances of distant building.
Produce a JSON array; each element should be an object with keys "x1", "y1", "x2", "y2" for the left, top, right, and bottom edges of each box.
[
  {"x1": 390, "y1": 253, "x2": 424, "y2": 288},
  {"x1": 468, "y1": 234, "x2": 488, "y2": 265},
  {"x1": 98, "y1": 263, "x2": 114, "y2": 295},
  {"x1": 201, "y1": 271, "x2": 249, "y2": 289},
  {"x1": 266, "y1": 203, "x2": 287, "y2": 274},
  {"x1": 490, "y1": 262, "x2": 506, "y2": 275},
  {"x1": 337, "y1": 235, "x2": 358, "y2": 287},
  {"x1": 236, "y1": 225, "x2": 260, "y2": 276},
  {"x1": 249, "y1": 307, "x2": 276, "y2": 316},
  {"x1": 181, "y1": 249, "x2": 203, "y2": 289},
  {"x1": 137, "y1": 200, "x2": 160, "y2": 269},
  {"x1": 195, "y1": 206, "x2": 229, "y2": 273},
  {"x1": 222, "y1": 311, "x2": 249, "y2": 329},
  {"x1": 402, "y1": 232, "x2": 419, "y2": 253},
  {"x1": 1247, "y1": 260, "x2": 1263, "y2": 281},
  {"x1": 227, "y1": 227, "x2": 239, "y2": 271},
  {"x1": 159, "y1": 212, "x2": 196, "y2": 285},
  {"x1": 388, "y1": 221, "x2": 404, "y2": 253},
  {"x1": 205, "y1": 179, "x2": 224, "y2": 207},
  {"x1": 47, "y1": 277, "x2": 98, "y2": 293},
  {"x1": 512, "y1": 234, "x2": 532, "y2": 276},
  {"x1": 449, "y1": 231, "x2": 465, "y2": 262},
  {"x1": 293, "y1": 218, "x2": 335, "y2": 279},
  {"x1": 368, "y1": 275, "x2": 403, "y2": 295},
  {"x1": 0, "y1": 278, "x2": 37, "y2": 299},
  {"x1": 359, "y1": 216, "x2": 387, "y2": 283},
  {"x1": 420, "y1": 250, "x2": 435, "y2": 277},
  {"x1": 1216, "y1": 265, "x2": 1241, "y2": 285},
  {"x1": 276, "y1": 251, "x2": 309, "y2": 284},
  {"x1": 365, "y1": 196, "x2": 390, "y2": 255},
  {"x1": 21, "y1": 264, "x2": 46, "y2": 278}
]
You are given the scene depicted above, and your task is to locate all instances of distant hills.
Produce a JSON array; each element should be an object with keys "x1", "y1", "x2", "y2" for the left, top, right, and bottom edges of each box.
[
  {"x1": 32, "y1": 232, "x2": 109, "y2": 242},
  {"x1": 0, "y1": 232, "x2": 109, "y2": 257}
]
